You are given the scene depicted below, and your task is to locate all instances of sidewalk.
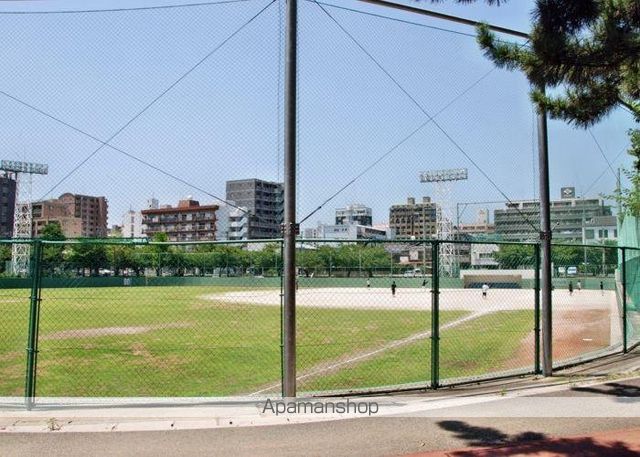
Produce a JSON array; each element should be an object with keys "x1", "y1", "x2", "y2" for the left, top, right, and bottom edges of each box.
[{"x1": 408, "y1": 427, "x2": 640, "y2": 457}]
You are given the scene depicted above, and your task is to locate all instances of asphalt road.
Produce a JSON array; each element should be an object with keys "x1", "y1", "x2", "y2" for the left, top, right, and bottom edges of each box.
[
  {"x1": 3, "y1": 416, "x2": 640, "y2": 457},
  {"x1": 3, "y1": 379, "x2": 640, "y2": 457}
]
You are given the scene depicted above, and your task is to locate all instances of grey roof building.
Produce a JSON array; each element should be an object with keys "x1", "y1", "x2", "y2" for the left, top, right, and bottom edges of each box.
[
  {"x1": 494, "y1": 187, "x2": 612, "y2": 242},
  {"x1": 225, "y1": 178, "x2": 284, "y2": 240},
  {"x1": 335, "y1": 204, "x2": 372, "y2": 227}
]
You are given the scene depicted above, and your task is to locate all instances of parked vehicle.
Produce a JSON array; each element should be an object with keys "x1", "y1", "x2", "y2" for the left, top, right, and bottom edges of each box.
[{"x1": 403, "y1": 268, "x2": 422, "y2": 278}]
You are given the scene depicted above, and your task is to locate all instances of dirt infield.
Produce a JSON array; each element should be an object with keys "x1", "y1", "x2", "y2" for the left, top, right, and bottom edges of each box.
[
  {"x1": 207, "y1": 287, "x2": 622, "y2": 382},
  {"x1": 204, "y1": 287, "x2": 616, "y2": 312}
]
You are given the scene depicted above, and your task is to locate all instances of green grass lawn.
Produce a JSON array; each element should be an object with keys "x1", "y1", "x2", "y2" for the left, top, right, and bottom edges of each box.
[
  {"x1": 0, "y1": 285, "x2": 471, "y2": 397},
  {"x1": 301, "y1": 310, "x2": 534, "y2": 392}
]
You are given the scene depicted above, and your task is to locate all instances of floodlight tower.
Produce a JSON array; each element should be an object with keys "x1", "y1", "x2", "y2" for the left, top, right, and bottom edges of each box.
[
  {"x1": 419, "y1": 168, "x2": 468, "y2": 277},
  {"x1": 0, "y1": 160, "x2": 49, "y2": 276}
]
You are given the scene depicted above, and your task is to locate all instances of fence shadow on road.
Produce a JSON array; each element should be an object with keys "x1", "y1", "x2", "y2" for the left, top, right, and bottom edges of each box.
[{"x1": 437, "y1": 420, "x2": 639, "y2": 457}]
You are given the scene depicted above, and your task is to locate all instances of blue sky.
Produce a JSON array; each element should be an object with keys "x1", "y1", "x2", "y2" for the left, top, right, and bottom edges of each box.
[{"x1": 0, "y1": 0, "x2": 634, "y2": 229}]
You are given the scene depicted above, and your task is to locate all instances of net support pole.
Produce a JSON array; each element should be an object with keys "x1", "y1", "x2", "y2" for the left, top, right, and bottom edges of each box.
[
  {"x1": 25, "y1": 240, "x2": 43, "y2": 410},
  {"x1": 534, "y1": 243, "x2": 541, "y2": 374},
  {"x1": 537, "y1": 85, "x2": 553, "y2": 377},
  {"x1": 282, "y1": 0, "x2": 298, "y2": 398},
  {"x1": 431, "y1": 241, "x2": 440, "y2": 389},
  {"x1": 622, "y1": 247, "x2": 628, "y2": 354}
]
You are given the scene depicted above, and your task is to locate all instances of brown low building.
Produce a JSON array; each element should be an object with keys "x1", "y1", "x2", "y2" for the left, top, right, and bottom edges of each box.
[
  {"x1": 389, "y1": 197, "x2": 438, "y2": 239},
  {"x1": 32, "y1": 193, "x2": 108, "y2": 238},
  {"x1": 141, "y1": 199, "x2": 218, "y2": 242}
]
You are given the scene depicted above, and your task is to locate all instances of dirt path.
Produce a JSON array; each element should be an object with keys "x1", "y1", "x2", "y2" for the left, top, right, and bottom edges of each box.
[{"x1": 249, "y1": 311, "x2": 488, "y2": 395}]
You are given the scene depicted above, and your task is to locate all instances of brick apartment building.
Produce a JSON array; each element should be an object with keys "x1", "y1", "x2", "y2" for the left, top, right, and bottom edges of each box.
[
  {"x1": 141, "y1": 198, "x2": 218, "y2": 242},
  {"x1": 32, "y1": 193, "x2": 108, "y2": 238}
]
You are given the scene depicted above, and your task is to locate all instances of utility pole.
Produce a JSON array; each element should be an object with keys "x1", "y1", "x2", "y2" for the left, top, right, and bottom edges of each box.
[
  {"x1": 282, "y1": 0, "x2": 298, "y2": 398},
  {"x1": 537, "y1": 86, "x2": 553, "y2": 376}
]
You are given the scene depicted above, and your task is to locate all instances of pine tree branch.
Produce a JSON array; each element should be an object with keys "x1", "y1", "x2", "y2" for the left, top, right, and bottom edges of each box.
[{"x1": 618, "y1": 97, "x2": 640, "y2": 119}]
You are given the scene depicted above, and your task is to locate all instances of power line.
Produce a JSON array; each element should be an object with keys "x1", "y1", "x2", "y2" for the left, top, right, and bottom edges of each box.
[
  {"x1": 310, "y1": 1, "x2": 528, "y2": 47},
  {"x1": 582, "y1": 143, "x2": 629, "y2": 198},
  {"x1": 307, "y1": 0, "x2": 477, "y2": 39},
  {"x1": 299, "y1": 66, "x2": 497, "y2": 224},
  {"x1": 588, "y1": 128, "x2": 617, "y2": 180},
  {"x1": 308, "y1": 1, "x2": 540, "y2": 232},
  {"x1": 0, "y1": 0, "x2": 253, "y2": 14},
  {"x1": 0, "y1": 89, "x2": 252, "y2": 216},
  {"x1": 39, "y1": 0, "x2": 275, "y2": 200}
]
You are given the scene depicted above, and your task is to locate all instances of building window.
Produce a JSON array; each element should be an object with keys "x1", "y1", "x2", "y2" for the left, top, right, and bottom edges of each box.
[{"x1": 585, "y1": 229, "x2": 595, "y2": 240}]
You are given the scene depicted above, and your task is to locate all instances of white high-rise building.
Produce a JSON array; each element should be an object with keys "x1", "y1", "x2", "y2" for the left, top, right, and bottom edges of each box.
[
  {"x1": 121, "y1": 209, "x2": 144, "y2": 238},
  {"x1": 214, "y1": 202, "x2": 238, "y2": 241}
]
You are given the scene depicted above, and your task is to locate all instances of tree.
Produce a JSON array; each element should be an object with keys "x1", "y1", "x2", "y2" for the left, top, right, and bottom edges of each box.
[
  {"x1": 252, "y1": 243, "x2": 282, "y2": 275},
  {"x1": 297, "y1": 248, "x2": 322, "y2": 277},
  {"x1": 106, "y1": 244, "x2": 141, "y2": 276},
  {"x1": 474, "y1": 0, "x2": 639, "y2": 125},
  {"x1": 613, "y1": 129, "x2": 640, "y2": 216},
  {"x1": 360, "y1": 245, "x2": 392, "y2": 277},
  {"x1": 141, "y1": 232, "x2": 170, "y2": 276},
  {"x1": 0, "y1": 244, "x2": 10, "y2": 274},
  {"x1": 428, "y1": 0, "x2": 639, "y2": 123},
  {"x1": 433, "y1": 1, "x2": 640, "y2": 214},
  {"x1": 39, "y1": 222, "x2": 66, "y2": 275},
  {"x1": 67, "y1": 241, "x2": 108, "y2": 276},
  {"x1": 493, "y1": 244, "x2": 535, "y2": 268}
]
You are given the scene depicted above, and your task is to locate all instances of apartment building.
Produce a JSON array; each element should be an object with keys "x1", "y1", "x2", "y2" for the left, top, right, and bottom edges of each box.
[
  {"x1": 141, "y1": 198, "x2": 218, "y2": 242},
  {"x1": 32, "y1": 193, "x2": 108, "y2": 238}
]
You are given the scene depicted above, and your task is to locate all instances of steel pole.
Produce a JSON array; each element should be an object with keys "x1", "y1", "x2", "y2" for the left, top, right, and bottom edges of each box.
[
  {"x1": 282, "y1": 0, "x2": 298, "y2": 398},
  {"x1": 622, "y1": 247, "x2": 628, "y2": 354},
  {"x1": 534, "y1": 243, "x2": 541, "y2": 374},
  {"x1": 537, "y1": 86, "x2": 553, "y2": 376},
  {"x1": 431, "y1": 241, "x2": 440, "y2": 388},
  {"x1": 25, "y1": 240, "x2": 43, "y2": 410}
]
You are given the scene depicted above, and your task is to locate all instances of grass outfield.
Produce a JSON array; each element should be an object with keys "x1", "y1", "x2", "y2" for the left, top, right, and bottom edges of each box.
[
  {"x1": 0, "y1": 285, "x2": 478, "y2": 397},
  {"x1": 301, "y1": 310, "x2": 534, "y2": 392}
]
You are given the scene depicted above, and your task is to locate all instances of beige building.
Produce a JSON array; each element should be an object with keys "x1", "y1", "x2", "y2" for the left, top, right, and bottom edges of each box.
[
  {"x1": 389, "y1": 197, "x2": 438, "y2": 239},
  {"x1": 141, "y1": 198, "x2": 218, "y2": 242},
  {"x1": 32, "y1": 193, "x2": 108, "y2": 238},
  {"x1": 457, "y1": 209, "x2": 496, "y2": 237}
]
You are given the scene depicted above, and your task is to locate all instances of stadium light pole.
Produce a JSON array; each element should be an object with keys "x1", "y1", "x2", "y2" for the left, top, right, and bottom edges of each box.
[{"x1": 283, "y1": 0, "x2": 298, "y2": 398}]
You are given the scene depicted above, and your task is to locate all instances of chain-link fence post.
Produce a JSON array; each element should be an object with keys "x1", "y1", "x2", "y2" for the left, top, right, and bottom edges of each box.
[
  {"x1": 25, "y1": 240, "x2": 43, "y2": 410},
  {"x1": 622, "y1": 247, "x2": 628, "y2": 354},
  {"x1": 279, "y1": 240, "x2": 285, "y2": 397},
  {"x1": 431, "y1": 240, "x2": 440, "y2": 389},
  {"x1": 534, "y1": 243, "x2": 541, "y2": 374}
]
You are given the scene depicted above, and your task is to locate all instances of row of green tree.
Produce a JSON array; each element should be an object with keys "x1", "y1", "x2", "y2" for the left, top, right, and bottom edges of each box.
[
  {"x1": 494, "y1": 242, "x2": 619, "y2": 271},
  {"x1": 0, "y1": 224, "x2": 396, "y2": 277}
]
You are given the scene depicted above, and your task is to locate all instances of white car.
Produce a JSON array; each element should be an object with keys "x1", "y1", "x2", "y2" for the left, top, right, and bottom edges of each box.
[{"x1": 403, "y1": 268, "x2": 421, "y2": 277}]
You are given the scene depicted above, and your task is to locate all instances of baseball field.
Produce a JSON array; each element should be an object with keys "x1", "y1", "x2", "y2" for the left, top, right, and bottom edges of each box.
[{"x1": 0, "y1": 283, "x2": 620, "y2": 397}]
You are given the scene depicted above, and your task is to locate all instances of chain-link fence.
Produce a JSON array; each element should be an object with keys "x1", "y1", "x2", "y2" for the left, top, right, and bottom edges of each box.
[
  {"x1": 0, "y1": 241, "x2": 34, "y2": 399},
  {"x1": 0, "y1": 0, "x2": 636, "y2": 407},
  {"x1": 1, "y1": 237, "x2": 636, "y2": 406},
  {"x1": 623, "y1": 246, "x2": 640, "y2": 350},
  {"x1": 551, "y1": 243, "x2": 622, "y2": 367},
  {"x1": 439, "y1": 241, "x2": 538, "y2": 385}
]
